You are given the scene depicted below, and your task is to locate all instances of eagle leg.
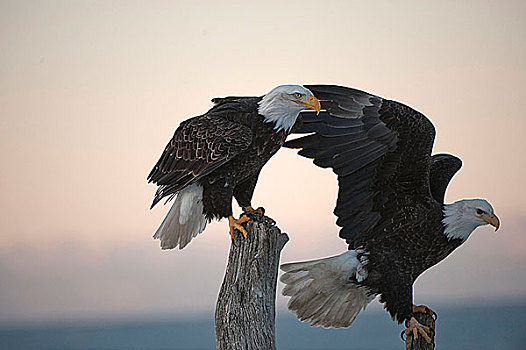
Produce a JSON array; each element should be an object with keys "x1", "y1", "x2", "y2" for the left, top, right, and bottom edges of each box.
[
  {"x1": 401, "y1": 317, "x2": 432, "y2": 344},
  {"x1": 228, "y1": 215, "x2": 250, "y2": 241},
  {"x1": 413, "y1": 304, "x2": 437, "y2": 320},
  {"x1": 243, "y1": 206, "x2": 276, "y2": 225}
]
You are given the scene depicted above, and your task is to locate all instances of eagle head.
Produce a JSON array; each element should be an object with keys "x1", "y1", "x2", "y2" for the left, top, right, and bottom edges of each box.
[
  {"x1": 442, "y1": 199, "x2": 500, "y2": 240},
  {"x1": 258, "y1": 85, "x2": 321, "y2": 133}
]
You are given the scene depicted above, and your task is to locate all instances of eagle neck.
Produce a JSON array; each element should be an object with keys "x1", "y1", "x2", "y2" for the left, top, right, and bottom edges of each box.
[{"x1": 257, "y1": 94, "x2": 302, "y2": 133}]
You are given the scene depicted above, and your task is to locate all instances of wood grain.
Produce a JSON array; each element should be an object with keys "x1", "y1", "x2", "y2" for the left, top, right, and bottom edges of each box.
[{"x1": 215, "y1": 215, "x2": 289, "y2": 350}]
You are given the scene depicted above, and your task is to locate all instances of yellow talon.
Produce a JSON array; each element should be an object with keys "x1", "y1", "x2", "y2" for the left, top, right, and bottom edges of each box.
[
  {"x1": 263, "y1": 215, "x2": 276, "y2": 225},
  {"x1": 402, "y1": 316, "x2": 432, "y2": 344},
  {"x1": 244, "y1": 206, "x2": 264, "y2": 216},
  {"x1": 243, "y1": 206, "x2": 275, "y2": 225},
  {"x1": 228, "y1": 215, "x2": 250, "y2": 241},
  {"x1": 413, "y1": 304, "x2": 437, "y2": 319}
]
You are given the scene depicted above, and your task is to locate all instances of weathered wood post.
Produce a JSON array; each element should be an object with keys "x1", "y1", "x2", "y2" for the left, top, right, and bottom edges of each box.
[
  {"x1": 214, "y1": 215, "x2": 289, "y2": 350},
  {"x1": 404, "y1": 312, "x2": 436, "y2": 350}
]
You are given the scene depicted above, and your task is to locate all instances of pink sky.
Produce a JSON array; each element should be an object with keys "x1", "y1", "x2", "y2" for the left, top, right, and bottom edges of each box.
[{"x1": 1, "y1": 0, "x2": 525, "y2": 323}]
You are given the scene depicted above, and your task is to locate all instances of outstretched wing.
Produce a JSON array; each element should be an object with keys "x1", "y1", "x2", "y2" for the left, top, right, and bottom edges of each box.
[
  {"x1": 285, "y1": 85, "x2": 437, "y2": 248},
  {"x1": 148, "y1": 113, "x2": 252, "y2": 208},
  {"x1": 429, "y1": 153, "x2": 462, "y2": 204}
]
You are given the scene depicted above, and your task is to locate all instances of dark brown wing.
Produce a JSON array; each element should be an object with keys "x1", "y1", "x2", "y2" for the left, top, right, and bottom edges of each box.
[
  {"x1": 148, "y1": 114, "x2": 252, "y2": 208},
  {"x1": 285, "y1": 85, "x2": 437, "y2": 248},
  {"x1": 429, "y1": 154, "x2": 462, "y2": 204}
]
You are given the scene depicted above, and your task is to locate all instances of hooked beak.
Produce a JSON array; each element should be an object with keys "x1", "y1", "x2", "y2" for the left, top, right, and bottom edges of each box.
[
  {"x1": 300, "y1": 95, "x2": 321, "y2": 115},
  {"x1": 482, "y1": 213, "x2": 500, "y2": 231}
]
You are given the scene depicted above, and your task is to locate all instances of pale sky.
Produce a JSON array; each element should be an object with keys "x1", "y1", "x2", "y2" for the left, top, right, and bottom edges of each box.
[{"x1": 1, "y1": 0, "x2": 525, "y2": 324}]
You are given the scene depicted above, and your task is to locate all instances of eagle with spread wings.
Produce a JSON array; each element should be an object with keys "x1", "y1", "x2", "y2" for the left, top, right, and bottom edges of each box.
[{"x1": 280, "y1": 85, "x2": 499, "y2": 342}]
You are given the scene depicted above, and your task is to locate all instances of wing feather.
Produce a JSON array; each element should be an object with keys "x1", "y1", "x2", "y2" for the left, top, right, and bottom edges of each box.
[
  {"x1": 286, "y1": 84, "x2": 437, "y2": 248},
  {"x1": 429, "y1": 154, "x2": 462, "y2": 204},
  {"x1": 148, "y1": 114, "x2": 252, "y2": 208}
]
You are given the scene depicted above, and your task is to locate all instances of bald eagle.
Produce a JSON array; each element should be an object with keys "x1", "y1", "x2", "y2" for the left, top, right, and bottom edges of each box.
[
  {"x1": 280, "y1": 85, "x2": 500, "y2": 342},
  {"x1": 148, "y1": 85, "x2": 320, "y2": 249}
]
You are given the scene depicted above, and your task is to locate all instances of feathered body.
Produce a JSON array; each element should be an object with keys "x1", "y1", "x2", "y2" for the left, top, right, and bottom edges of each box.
[
  {"x1": 336, "y1": 100, "x2": 465, "y2": 322},
  {"x1": 281, "y1": 85, "x2": 499, "y2": 328},
  {"x1": 148, "y1": 85, "x2": 320, "y2": 249},
  {"x1": 157, "y1": 97, "x2": 288, "y2": 218}
]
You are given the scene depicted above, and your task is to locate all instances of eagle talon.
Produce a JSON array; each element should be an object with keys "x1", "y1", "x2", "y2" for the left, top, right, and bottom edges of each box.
[
  {"x1": 255, "y1": 206, "x2": 265, "y2": 216},
  {"x1": 264, "y1": 215, "x2": 276, "y2": 225},
  {"x1": 244, "y1": 206, "x2": 275, "y2": 225},
  {"x1": 413, "y1": 304, "x2": 437, "y2": 319},
  {"x1": 228, "y1": 215, "x2": 250, "y2": 241},
  {"x1": 243, "y1": 206, "x2": 265, "y2": 216},
  {"x1": 402, "y1": 317, "x2": 432, "y2": 344}
]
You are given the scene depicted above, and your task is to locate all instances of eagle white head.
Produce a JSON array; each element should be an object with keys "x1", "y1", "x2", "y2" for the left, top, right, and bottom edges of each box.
[
  {"x1": 258, "y1": 85, "x2": 321, "y2": 132},
  {"x1": 442, "y1": 199, "x2": 500, "y2": 241}
]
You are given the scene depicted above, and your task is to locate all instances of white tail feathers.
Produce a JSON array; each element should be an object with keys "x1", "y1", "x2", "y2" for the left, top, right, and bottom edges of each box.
[
  {"x1": 153, "y1": 183, "x2": 207, "y2": 250},
  {"x1": 280, "y1": 250, "x2": 375, "y2": 328}
]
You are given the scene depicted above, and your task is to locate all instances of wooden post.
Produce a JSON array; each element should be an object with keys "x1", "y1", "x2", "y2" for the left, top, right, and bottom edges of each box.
[
  {"x1": 214, "y1": 215, "x2": 289, "y2": 350},
  {"x1": 405, "y1": 312, "x2": 436, "y2": 350}
]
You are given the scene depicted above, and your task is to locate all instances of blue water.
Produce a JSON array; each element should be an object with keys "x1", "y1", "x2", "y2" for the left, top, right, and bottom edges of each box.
[{"x1": 1, "y1": 304, "x2": 525, "y2": 349}]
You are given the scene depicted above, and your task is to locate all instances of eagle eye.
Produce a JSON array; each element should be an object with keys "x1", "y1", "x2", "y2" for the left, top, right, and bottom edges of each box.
[
  {"x1": 476, "y1": 208, "x2": 485, "y2": 215},
  {"x1": 293, "y1": 92, "x2": 304, "y2": 99}
]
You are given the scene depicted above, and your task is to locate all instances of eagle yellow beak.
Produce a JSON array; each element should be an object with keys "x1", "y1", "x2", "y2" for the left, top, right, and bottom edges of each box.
[
  {"x1": 300, "y1": 95, "x2": 321, "y2": 115},
  {"x1": 482, "y1": 213, "x2": 500, "y2": 231}
]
